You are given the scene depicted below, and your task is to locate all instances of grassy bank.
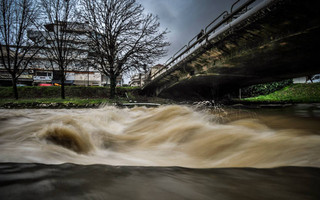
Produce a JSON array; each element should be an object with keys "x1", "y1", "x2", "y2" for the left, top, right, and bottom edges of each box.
[
  {"x1": 1, "y1": 83, "x2": 319, "y2": 108},
  {"x1": 239, "y1": 83, "x2": 320, "y2": 103},
  {"x1": 0, "y1": 86, "x2": 172, "y2": 108},
  {"x1": 0, "y1": 97, "x2": 125, "y2": 109},
  {"x1": 0, "y1": 97, "x2": 115, "y2": 105},
  {"x1": 0, "y1": 86, "x2": 134, "y2": 108},
  {"x1": 0, "y1": 86, "x2": 140, "y2": 99}
]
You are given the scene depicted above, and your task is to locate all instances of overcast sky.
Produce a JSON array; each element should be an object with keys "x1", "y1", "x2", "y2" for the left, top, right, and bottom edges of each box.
[{"x1": 136, "y1": 0, "x2": 238, "y2": 64}]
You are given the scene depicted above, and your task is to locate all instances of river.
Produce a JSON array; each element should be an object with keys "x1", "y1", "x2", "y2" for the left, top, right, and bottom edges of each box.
[{"x1": 0, "y1": 104, "x2": 319, "y2": 199}]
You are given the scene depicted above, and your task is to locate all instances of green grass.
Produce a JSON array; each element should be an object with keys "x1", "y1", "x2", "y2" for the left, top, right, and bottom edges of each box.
[
  {"x1": 242, "y1": 83, "x2": 320, "y2": 103},
  {"x1": 0, "y1": 85, "x2": 175, "y2": 108},
  {"x1": 0, "y1": 86, "x2": 139, "y2": 107},
  {"x1": 0, "y1": 97, "x2": 128, "y2": 105},
  {"x1": 0, "y1": 86, "x2": 140, "y2": 99}
]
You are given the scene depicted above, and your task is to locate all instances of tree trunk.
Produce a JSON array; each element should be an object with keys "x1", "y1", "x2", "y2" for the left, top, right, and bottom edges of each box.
[
  {"x1": 60, "y1": 70, "x2": 65, "y2": 99},
  {"x1": 12, "y1": 77, "x2": 18, "y2": 100},
  {"x1": 110, "y1": 75, "x2": 116, "y2": 99}
]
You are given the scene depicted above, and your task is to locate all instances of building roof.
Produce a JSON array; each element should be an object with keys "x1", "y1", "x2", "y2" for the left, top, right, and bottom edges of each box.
[{"x1": 44, "y1": 21, "x2": 90, "y2": 33}]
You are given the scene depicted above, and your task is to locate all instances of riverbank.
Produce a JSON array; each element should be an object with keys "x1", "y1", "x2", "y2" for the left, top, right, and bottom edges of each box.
[
  {"x1": 1, "y1": 83, "x2": 319, "y2": 108},
  {"x1": 0, "y1": 86, "x2": 173, "y2": 108},
  {"x1": 0, "y1": 97, "x2": 174, "y2": 109},
  {"x1": 0, "y1": 86, "x2": 140, "y2": 99},
  {"x1": 232, "y1": 83, "x2": 320, "y2": 105},
  {"x1": 0, "y1": 98, "x2": 111, "y2": 109}
]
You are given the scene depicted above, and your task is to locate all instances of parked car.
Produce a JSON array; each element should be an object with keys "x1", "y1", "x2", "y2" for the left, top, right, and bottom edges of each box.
[
  {"x1": 17, "y1": 84, "x2": 28, "y2": 87},
  {"x1": 307, "y1": 74, "x2": 320, "y2": 83},
  {"x1": 38, "y1": 83, "x2": 53, "y2": 86}
]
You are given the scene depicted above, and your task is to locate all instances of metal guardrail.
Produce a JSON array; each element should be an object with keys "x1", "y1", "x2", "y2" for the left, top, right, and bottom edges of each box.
[{"x1": 146, "y1": 0, "x2": 256, "y2": 85}]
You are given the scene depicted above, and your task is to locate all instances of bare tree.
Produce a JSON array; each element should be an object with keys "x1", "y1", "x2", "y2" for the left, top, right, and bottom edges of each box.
[
  {"x1": 38, "y1": 0, "x2": 86, "y2": 99},
  {"x1": 81, "y1": 0, "x2": 169, "y2": 98},
  {"x1": 0, "y1": 0, "x2": 42, "y2": 99}
]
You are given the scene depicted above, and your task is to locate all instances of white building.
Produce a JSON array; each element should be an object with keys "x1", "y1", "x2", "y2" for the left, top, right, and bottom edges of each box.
[
  {"x1": 129, "y1": 73, "x2": 146, "y2": 87},
  {"x1": 26, "y1": 21, "x2": 121, "y2": 86},
  {"x1": 129, "y1": 64, "x2": 165, "y2": 87}
]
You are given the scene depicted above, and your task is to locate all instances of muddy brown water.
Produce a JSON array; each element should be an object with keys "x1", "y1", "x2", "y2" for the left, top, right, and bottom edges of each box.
[{"x1": 0, "y1": 104, "x2": 319, "y2": 199}]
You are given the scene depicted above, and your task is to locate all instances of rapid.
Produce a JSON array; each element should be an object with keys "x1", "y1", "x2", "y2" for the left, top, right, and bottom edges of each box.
[
  {"x1": 0, "y1": 105, "x2": 319, "y2": 168},
  {"x1": 1, "y1": 104, "x2": 320, "y2": 199}
]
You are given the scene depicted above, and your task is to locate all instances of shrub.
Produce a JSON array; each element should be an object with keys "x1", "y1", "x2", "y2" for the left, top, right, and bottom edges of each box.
[
  {"x1": 241, "y1": 79, "x2": 293, "y2": 97},
  {"x1": 0, "y1": 86, "x2": 141, "y2": 99}
]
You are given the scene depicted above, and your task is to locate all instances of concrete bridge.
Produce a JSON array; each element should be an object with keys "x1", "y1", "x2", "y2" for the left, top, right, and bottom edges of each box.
[{"x1": 142, "y1": 0, "x2": 320, "y2": 99}]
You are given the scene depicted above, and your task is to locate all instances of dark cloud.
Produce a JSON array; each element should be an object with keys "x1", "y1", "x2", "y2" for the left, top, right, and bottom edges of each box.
[{"x1": 137, "y1": 0, "x2": 236, "y2": 63}]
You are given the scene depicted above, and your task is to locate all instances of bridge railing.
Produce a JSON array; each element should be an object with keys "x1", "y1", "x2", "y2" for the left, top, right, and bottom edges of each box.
[{"x1": 145, "y1": 0, "x2": 257, "y2": 86}]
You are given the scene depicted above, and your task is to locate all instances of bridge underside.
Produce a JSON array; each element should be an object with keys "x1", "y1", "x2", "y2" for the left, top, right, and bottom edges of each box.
[{"x1": 143, "y1": 0, "x2": 320, "y2": 100}]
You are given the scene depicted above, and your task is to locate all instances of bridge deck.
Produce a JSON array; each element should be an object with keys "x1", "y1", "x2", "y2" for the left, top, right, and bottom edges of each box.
[{"x1": 143, "y1": 0, "x2": 320, "y2": 99}]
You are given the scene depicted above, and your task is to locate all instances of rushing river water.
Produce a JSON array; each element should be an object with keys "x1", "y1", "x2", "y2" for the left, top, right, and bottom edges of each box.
[{"x1": 0, "y1": 104, "x2": 320, "y2": 199}]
